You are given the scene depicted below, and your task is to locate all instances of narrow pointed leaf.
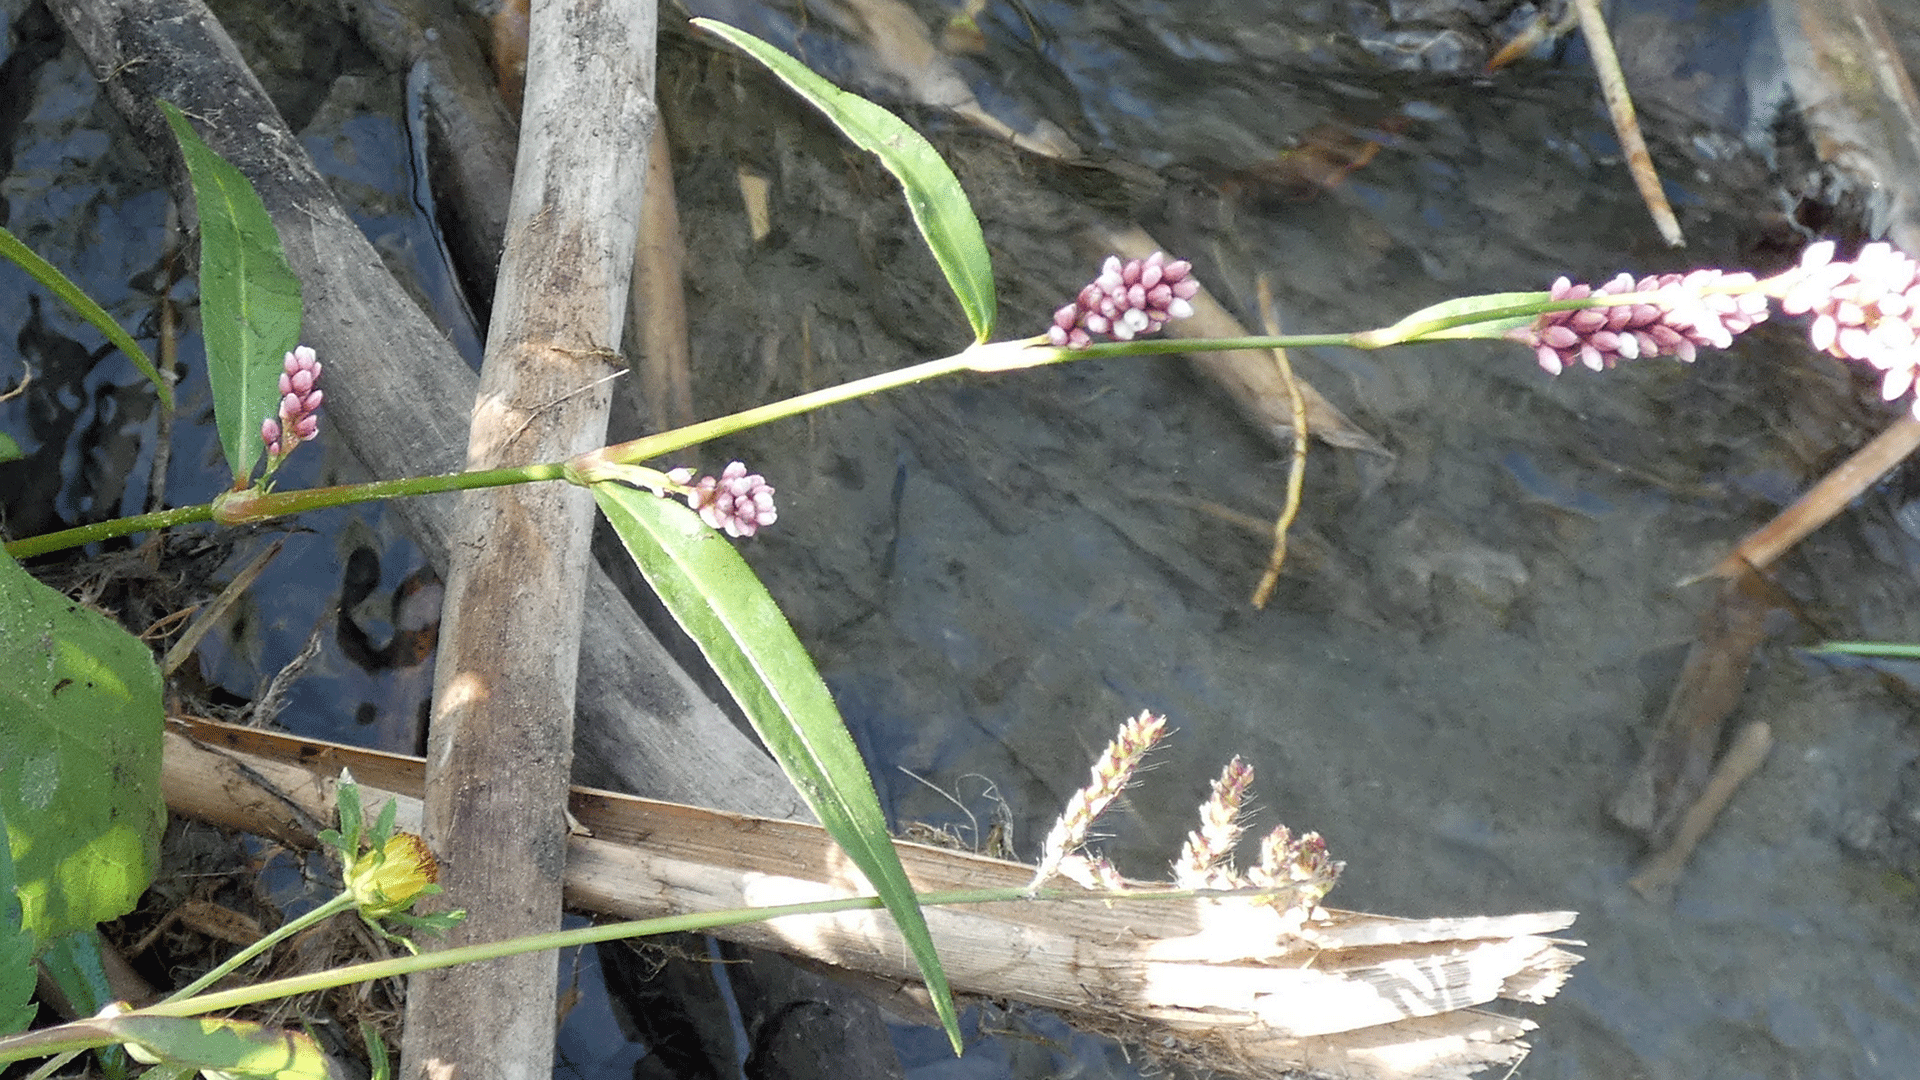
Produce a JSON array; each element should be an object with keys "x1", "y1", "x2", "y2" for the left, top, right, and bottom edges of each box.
[
  {"x1": 0, "y1": 226, "x2": 171, "y2": 411},
  {"x1": 0, "y1": 549, "x2": 164, "y2": 944},
  {"x1": 1379, "y1": 290, "x2": 1548, "y2": 343},
  {"x1": 592, "y1": 485, "x2": 963, "y2": 1052},
  {"x1": 694, "y1": 19, "x2": 996, "y2": 343},
  {"x1": 159, "y1": 101, "x2": 303, "y2": 487}
]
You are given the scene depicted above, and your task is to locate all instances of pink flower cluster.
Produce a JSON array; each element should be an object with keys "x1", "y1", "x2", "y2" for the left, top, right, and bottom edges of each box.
[
  {"x1": 1780, "y1": 241, "x2": 1920, "y2": 414},
  {"x1": 1048, "y1": 252, "x2": 1201, "y2": 349},
  {"x1": 1509, "y1": 270, "x2": 1769, "y2": 375},
  {"x1": 667, "y1": 461, "x2": 778, "y2": 538},
  {"x1": 1513, "y1": 240, "x2": 1920, "y2": 422},
  {"x1": 261, "y1": 345, "x2": 323, "y2": 459}
]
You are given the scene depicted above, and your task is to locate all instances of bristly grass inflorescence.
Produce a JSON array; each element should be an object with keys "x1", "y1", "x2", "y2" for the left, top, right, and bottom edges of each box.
[{"x1": 1027, "y1": 713, "x2": 1343, "y2": 920}]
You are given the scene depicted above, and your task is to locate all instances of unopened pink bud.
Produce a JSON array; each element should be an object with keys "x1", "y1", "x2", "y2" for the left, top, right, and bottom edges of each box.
[
  {"x1": 259, "y1": 345, "x2": 324, "y2": 472},
  {"x1": 1044, "y1": 253, "x2": 1203, "y2": 349},
  {"x1": 676, "y1": 461, "x2": 777, "y2": 537}
]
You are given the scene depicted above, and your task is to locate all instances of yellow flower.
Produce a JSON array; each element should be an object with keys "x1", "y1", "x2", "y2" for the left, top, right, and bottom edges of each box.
[{"x1": 346, "y1": 832, "x2": 438, "y2": 918}]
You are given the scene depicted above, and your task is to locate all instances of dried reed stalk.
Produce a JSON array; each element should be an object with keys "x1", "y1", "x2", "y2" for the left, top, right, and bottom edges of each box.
[{"x1": 164, "y1": 716, "x2": 1579, "y2": 1080}]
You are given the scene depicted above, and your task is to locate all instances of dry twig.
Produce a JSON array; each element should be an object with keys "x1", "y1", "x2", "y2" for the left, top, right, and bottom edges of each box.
[{"x1": 1250, "y1": 274, "x2": 1310, "y2": 608}]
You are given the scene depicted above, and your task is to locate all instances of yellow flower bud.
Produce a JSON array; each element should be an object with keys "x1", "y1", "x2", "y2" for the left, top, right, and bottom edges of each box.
[{"x1": 346, "y1": 832, "x2": 437, "y2": 918}]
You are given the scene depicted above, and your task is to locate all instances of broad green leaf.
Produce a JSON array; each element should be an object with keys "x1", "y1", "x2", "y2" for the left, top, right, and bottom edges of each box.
[
  {"x1": 159, "y1": 101, "x2": 304, "y2": 488},
  {"x1": 102, "y1": 1015, "x2": 342, "y2": 1080},
  {"x1": 0, "y1": 434, "x2": 19, "y2": 464},
  {"x1": 593, "y1": 485, "x2": 964, "y2": 1052},
  {"x1": 694, "y1": 19, "x2": 997, "y2": 343},
  {"x1": 0, "y1": 227, "x2": 171, "y2": 412},
  {"x1": 0, "y1": 549, "x2": 165, "y2": 944},
  {"x1": 0, "y1": 804, "x2": 36, "y2": 1036},
  {"x1": 1378, "y1": 290, "x2": 1548, "y2": 343}
]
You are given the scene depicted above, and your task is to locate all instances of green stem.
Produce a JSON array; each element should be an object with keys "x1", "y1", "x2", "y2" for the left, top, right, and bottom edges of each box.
[
  {"x1": 4, "y1": 462, "x2": 569, "y2": 558},
  {"x1": 3, "y1": 503, "x2": 215, "y2": 559},
  {"x1": 576, "y1": 332, "x2": 1373, "y2": 468},
  {"x1": 20, "y1": 1047, "x2": 80, "y2": 1080},
  {"x1": 164, "y1": 892, "x2": 357, "y2": 1004},
  {"x1": 581, "y1": 345, "x2": 990, "y2": 468},
  {"x1": 0, "y1": 880, "x2": 1260, "y2": 1065},
  {"x1": 1809, "y1": 640, "x2": 1920, "y2": 658},
  {"x1": 4, "y1": 293, "x2": 1590, "y2": 558},
  {"x1": 210, "y1": 462, "x2": 572, "y2": 522}
]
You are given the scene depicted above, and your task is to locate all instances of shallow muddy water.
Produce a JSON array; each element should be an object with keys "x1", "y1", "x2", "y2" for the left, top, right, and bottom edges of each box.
[{"x1": 6, "y1": 1, "x2": 1920, "y2": 1078}]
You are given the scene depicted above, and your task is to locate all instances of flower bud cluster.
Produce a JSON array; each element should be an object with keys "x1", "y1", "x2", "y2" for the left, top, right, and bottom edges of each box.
[
  {"x1": 1514, "y1": 240, "x2": 1920, "y2": 420},
  {"x1": 261, "y1": 345, "x2": 324, "y2": 459},
  {"x1": 1509, "y1": 271, "x2": 1768, "y2": 375},
  {"x1": 667, "y1": 461, "x2": 778, "y2": 538},
  {"x1": 1048, "y1": 252, "x2": 1201, "y2": 349},
  {"x1": 1779, "y1": 240, "x2": 1920, "y2": 415}
]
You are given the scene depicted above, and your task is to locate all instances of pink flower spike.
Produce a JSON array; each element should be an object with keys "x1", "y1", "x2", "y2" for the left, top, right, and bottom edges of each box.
[
  {"x1": 677, "y1": 461, "x2": 778, "y2": 538},
  {"x1": 1043, "y1": 253, "x2": 1205, "y2": 349},
  {"x1": 1771, "y1": 239, "x2": 1920, "y2": 414},
  {"x1": 1511, "y1": 268, "x2": 1767, "y2": 375},
  {"x1": 255, "y1": 345, "x2": 326, "y2": 478}
]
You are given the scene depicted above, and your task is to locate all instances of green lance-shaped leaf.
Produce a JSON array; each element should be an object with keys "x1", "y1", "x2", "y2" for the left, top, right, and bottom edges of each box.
[
  {"x1": 0, "y1": 548, "x2": 165, "y2": 945},
  {"x1": 694, "y1": 19, "x2": 997, "y2": 344},
  {"x1": 102, "y1": 1015, "x2": 344, "y2": 1080},
  {"x1": 0, "y1": 226, "x2": 172, "y2": 412},
  {"x1": 593, "y1": 485, "x2": 964, "y2": 1053},
  {"x1": 159, "y1": 101, "x2": 304, "y2": 488}
]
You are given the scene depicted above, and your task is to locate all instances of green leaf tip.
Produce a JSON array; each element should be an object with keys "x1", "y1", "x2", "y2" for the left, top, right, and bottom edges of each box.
[
  {"x1": 691, "y1": 19, "x2": 997, "y2": 345},
  {"x1": 0, "y1": 226, "x2": 172, "y2": 412}
]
